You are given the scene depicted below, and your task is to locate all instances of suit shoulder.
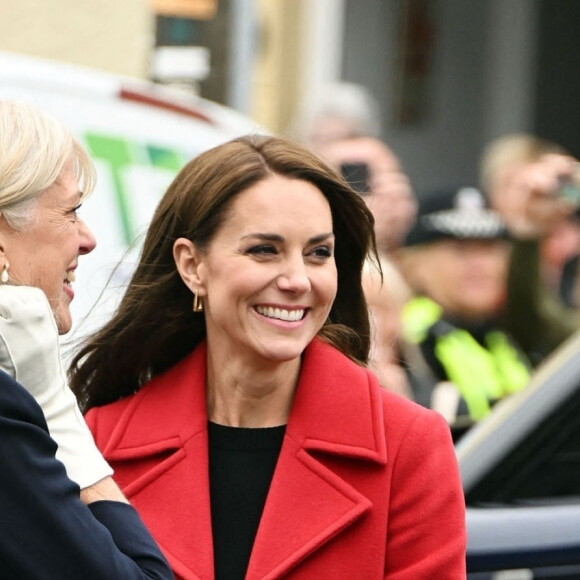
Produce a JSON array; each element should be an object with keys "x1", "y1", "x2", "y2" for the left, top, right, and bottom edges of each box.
[{"x1": 0, "y1": 370, "x2": 48, "y2": 428}]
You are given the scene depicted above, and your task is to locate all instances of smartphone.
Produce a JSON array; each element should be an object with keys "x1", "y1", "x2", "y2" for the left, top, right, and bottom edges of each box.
[
  {"x1": 557, "y1": 169, "x2": 580, "y2": 207},
  {"x1": 340, "y1": 162, "x2": 371, "y2": 195}
]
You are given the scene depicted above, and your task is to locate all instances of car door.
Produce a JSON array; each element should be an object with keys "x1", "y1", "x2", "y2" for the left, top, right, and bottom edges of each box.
[{"x1": 457, "y1": 331, "x2": 580, "y2": 578}]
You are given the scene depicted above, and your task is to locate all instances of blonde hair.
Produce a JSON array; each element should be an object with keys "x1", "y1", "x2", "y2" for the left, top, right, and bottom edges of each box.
[
  {"x1": 480, "y1": 133, "x2": 566, "y2": 195},
  {"x1": 0, "y1": 100, "x2": 96, "y2": 229}
]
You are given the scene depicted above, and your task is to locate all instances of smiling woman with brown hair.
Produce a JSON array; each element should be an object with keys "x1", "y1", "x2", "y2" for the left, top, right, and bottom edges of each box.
[{"x1": 71, "y1": 135, "x2": 466, "y2": 580}]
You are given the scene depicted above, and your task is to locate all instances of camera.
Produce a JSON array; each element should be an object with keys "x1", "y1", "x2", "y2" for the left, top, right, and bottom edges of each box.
[
  {"x1": 340, "y1": 162, "x2": 371, "y2": 195},
  {"x1": 557, "y1": 163, "x2": 580, "y2": 207}
]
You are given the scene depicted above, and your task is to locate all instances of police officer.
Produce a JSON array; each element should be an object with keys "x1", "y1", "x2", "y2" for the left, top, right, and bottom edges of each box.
[{"x1": 396, "y1": 185, "x2": 530, "y2": 439}]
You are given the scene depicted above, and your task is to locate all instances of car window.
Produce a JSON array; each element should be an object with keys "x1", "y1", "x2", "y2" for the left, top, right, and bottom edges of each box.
[{"x1": 466, "y1": 378, "x2": 580, "y2": 505}]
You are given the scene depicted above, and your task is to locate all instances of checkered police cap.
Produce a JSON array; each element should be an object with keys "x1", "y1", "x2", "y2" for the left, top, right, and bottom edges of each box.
[{"x1": 404, "y1": 186, "x2": 507, "y2": 247}]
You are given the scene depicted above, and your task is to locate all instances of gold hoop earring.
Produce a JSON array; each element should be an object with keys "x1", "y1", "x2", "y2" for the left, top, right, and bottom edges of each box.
[
  {"x1": 1, "y1": 260, "x2": 9, "y2": 284},
  {"x1": 193, "y1": 290, "x2": 204, "y2": 312}
]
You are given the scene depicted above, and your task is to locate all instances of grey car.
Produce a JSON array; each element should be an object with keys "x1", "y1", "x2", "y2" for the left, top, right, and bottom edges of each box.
[{"x1": 456, "y1": 331, "x2": 580, "y2": 578}]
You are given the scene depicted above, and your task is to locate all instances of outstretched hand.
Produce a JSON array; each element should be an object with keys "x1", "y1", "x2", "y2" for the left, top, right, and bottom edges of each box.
[{"x1": 495, "y1": 154, "x2": 580, "y2": 240}]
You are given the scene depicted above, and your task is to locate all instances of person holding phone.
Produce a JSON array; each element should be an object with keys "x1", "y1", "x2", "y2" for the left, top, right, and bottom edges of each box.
[
  {"x1": 319, "y1": 136, "x2": 417, "y2": 257},
  {"x1": 480, "y1": 134, "x2": 580, "y2": 362}
]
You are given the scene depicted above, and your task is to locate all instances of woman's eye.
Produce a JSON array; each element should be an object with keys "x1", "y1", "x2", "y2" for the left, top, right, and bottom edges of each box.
[
  {"x1": 246, "y1": 244, "x2": 277, "y2": 256},
  {"x1": 311, "y1": 245, "x2": 333, "y2": 259}
]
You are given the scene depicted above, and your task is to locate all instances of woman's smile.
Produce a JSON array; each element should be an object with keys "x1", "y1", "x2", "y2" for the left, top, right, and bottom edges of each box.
[
  {"x1": 63, "y1": 269, "x2": 76, "y2": 300},
  {"x1": 254, "y1": 305, "x2": 307, "y2": 322}
]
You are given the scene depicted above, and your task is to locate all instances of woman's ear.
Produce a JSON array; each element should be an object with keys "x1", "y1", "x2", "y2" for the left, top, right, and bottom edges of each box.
[
  {"x1": 173, "y1": 238, "x2": 206, "y2": 295},
  {"x1": 0, "y1": 213, "x2": 9, "y2": 252},
  {"x1": 0, "y1": 225, "x2": 8, "y2": 266}
]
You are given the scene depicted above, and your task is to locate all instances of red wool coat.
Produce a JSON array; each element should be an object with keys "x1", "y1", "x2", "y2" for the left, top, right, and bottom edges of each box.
[{"x1": 86, "y1": 339, "x2": 466, "y2": 579}]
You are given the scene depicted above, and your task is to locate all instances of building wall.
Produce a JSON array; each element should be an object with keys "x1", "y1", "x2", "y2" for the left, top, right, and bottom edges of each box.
[
  {"x1": 0, "y1": 0, "x2": 553, "y2": 191},
  {"x1": 534, "y1": 0, "x2": 580, "y2": 158},
  {"x1": 0, "y1": 0, "x2": 152, "y2": 78},
  {"x1": 335, "y1": 0, "x2": 540, "y2": 194},
  {"x1": 251, "y1": 0, "x2": 304, "y2": 134}
]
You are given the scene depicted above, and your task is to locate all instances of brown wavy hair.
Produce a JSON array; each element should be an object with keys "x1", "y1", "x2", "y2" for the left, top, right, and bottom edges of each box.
[{"x1": 70, "y1": 135, "x2": 378, "y2": 410}]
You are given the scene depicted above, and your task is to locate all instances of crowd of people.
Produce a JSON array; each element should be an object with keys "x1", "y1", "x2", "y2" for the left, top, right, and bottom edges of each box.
[
  {"x1": 2, "y1": 83, "x2": 579, "y2": 579},
  {"x1": 304, "y1": 83, "x2": 580, "y2": 440},
  {"x1": 348, "y1": 138, "x2": 578, "y2": 436}
]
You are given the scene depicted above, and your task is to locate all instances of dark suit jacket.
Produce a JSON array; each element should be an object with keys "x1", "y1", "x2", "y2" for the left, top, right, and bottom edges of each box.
[
  {"x1": 0, "y1": 370, "x2": 173, "y2": 580},
  {"x1": 87, "y1": 339, "x2": 466, "y2": 579}
]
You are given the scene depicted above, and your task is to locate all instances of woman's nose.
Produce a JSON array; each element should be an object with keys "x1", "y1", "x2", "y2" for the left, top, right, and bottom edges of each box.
[
  {"x1": 78, "y1": 219, "x2": 97, "y2": 255},
  {"x1": 276, "y1": 257, "x2": 311, "y2": 293}
]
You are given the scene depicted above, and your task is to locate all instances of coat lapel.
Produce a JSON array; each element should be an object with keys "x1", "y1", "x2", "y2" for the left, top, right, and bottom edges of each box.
[
  {"x1": 97, "y1": 339, "x2": 387, "y2": 580},
  {"x1": 246, "y1": 340, "x2": 387, "y2": 579},
  {"x1": 99, "y1": 344, "x2": 215, "y2": 580}
]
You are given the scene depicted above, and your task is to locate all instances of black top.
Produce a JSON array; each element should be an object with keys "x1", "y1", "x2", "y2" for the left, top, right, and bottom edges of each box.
[
  {"x1": 208, "y1": 421, "x2": 286, "y2": 580},
  {"x1": 0, "y1": 370, "x2": 173, "y2": 580}
]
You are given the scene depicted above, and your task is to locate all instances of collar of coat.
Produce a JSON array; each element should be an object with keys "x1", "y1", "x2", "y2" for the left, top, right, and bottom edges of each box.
[{"x1": 92, "y1": 338, "x2": 389, "y2": 579}]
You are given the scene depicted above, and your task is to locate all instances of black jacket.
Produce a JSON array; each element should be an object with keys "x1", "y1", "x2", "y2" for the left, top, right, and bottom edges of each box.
[{"x1": 0, "y1": 370, "x2": 174, "y2": 580}]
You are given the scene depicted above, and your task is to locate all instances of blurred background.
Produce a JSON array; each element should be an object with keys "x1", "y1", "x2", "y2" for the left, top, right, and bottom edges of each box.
[
  {"x1": 4, "y1": 6, "x2": 580, "y2": 572},
  {"x1": 1, "y1": 0, "x2": 579, "y2": 194}
]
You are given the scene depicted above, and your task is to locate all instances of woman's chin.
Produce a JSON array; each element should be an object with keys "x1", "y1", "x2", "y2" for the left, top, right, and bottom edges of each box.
[
  {"x1": 254, "y1": 340, "x2": 310, "y2": 364},
  {"x1": 53, "y1": 308, "x2": 72, "y2": 335}
]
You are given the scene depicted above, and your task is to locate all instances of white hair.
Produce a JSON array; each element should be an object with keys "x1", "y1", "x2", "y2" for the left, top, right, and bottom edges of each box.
[
  {"x1": 0, "y1": 100, "x2": 96, "y2": 229},
  {"x1": 292, "y1": 82, "x2": 381, "y2": 145}
]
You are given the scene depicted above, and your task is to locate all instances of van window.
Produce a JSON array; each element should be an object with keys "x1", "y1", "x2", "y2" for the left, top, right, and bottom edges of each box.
[{"x1": 466, "y1": 382, "x2": 580, "y2": 505}]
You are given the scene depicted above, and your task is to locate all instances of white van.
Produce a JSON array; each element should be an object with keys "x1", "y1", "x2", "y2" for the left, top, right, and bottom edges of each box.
[{"x1": 0, "y1": 51, "x2": 266, "y2": 338}]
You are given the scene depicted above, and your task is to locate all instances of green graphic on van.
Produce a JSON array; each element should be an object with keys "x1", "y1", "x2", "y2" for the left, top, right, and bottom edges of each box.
[{"x1": 84, "y1": 132, "x2": 187, "y2": 244}]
